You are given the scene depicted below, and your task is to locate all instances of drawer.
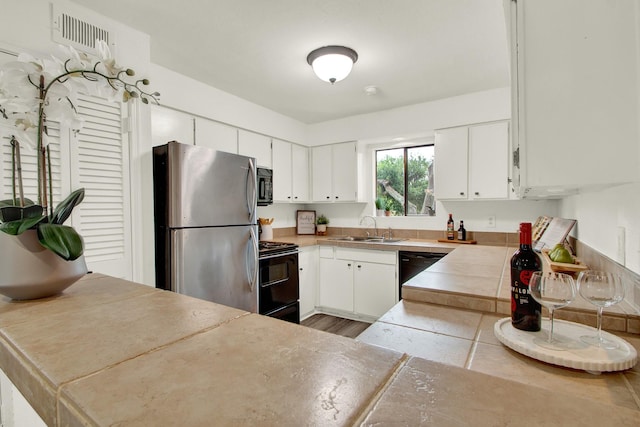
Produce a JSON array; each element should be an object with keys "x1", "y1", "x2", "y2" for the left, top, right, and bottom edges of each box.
[{"x1": 335, "y1": 248, "x2": 396, "y2": 265}]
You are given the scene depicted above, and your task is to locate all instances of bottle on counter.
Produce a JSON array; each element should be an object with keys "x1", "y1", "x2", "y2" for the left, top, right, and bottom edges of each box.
[
  {"x1": 447, "y1": 213, "x2": 455, "y2": 240},
  {"x1": 510, "y1": 222, "x2": 542, "y2": 331},
  {"x1": 457, "y1": 220, "x2": 466, "y2": 241}
]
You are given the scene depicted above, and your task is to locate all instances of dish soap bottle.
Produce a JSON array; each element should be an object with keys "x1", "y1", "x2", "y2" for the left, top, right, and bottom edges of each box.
[
  {"x1": 510, "y1": 222, "x2": 542, "y2": 331},
  {"x1": 447, "y1": 214, "x2": 455, "y2": 240},
  {"x1": 457, "y1": 220, "x2": 466, "y2": 241}
]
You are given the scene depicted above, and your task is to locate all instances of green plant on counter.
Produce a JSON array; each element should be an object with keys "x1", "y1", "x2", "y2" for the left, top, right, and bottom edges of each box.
[
  {"x1": 316, "y1": 214, "x2": 329, "y2": 225},
  {"x1": 375, "y1": 197, "x2": 385, "y2": 210},
  {"x1": 385, "y1": 198, "x2": 394, "y2": 212}
]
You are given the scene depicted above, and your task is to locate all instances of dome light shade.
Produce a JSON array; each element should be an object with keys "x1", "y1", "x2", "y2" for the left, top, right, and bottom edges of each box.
[{"x1": 307, "y1": 46, "x2": 358, "y2": 84}]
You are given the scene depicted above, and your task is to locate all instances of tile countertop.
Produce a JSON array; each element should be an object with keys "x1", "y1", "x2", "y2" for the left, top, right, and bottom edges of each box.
[{"x1": 1, "y1": 274, "x2": 640, "y2": 426}]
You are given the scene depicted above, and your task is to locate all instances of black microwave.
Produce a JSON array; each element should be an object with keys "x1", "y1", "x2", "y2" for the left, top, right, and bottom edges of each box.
[{"x1": 257, "y1": 167, "x2": 273, "y2": 206}]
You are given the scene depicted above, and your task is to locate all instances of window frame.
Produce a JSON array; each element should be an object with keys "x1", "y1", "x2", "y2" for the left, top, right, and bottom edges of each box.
[{"x1": 375, "y1": 143, "x2": 435, "y2": 217}]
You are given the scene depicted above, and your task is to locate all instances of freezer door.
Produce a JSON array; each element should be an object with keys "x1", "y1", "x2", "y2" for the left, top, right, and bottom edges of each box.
[
  {"x1": 158, "y1": 141, "x2": 257, "y2": 227},
  {"x1": 170, "y1": 225, "x2": 259, "y2": 312}
]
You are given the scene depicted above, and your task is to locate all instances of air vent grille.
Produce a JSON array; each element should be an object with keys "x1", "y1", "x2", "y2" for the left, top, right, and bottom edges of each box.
[
  {"x1": 52, "y1": 6, "x2": 114, "y2": 55},
  {"x1": 60, "y1": 13, "x2": 109, "y2": 49}
]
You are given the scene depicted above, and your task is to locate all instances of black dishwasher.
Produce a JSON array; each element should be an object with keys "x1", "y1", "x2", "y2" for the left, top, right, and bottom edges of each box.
[{"x1": 398, "y1": 251, "x2": 447, "y2": 299}]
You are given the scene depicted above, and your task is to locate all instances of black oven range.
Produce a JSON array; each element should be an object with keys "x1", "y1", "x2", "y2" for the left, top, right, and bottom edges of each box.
[{"x1": 258, "y1": 242, "x2": 300, "y2": 324}]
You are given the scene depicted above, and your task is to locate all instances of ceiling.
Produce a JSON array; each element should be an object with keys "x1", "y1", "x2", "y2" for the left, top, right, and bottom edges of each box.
[{"x1": 70, "y1": 0, "x2": 510, "y2": 124}]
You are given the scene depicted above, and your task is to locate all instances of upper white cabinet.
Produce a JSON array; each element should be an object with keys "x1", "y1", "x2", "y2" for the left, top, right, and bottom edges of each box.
[
  {"x1": 194, "y1": 118, "x2": 237, "y2": 154},
  {"x1": 434, "y1": 121, "x2": 509, "y2": 200},
  {"x1": 311, "y1": 141, "x2": 358, "y2": 202},
  {"x1": 272, "y1": 139, "x2": 310, "y2": 203},
  {"x1": 238, "y1": 130, "x2": 272, "y2": 168},
  {"x1": 150, "y1": 105, "x2": 194, "y2": 147},
  {"x1": 506, "y1": 0, "x2": 639, "y2": 197}
]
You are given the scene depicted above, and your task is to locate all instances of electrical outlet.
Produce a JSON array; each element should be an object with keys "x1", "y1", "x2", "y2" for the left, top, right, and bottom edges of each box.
[
  {"x1": 487, "y1": 215, "x2": 496, "y2": 228},
  {"x1": 617, "y1": 226, "x2": 626, "y2": 265}
]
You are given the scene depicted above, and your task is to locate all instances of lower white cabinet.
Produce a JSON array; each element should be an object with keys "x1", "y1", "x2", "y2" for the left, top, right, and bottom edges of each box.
[
  {"x1": 298, "y1": 246, "x2": 318, "y2": 319},
  {"x1": 318, "y1": 246, "x2": 397, "y2": 320}
]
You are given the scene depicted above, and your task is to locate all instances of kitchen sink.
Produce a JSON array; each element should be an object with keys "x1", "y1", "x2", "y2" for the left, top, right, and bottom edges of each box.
[{"x1": 327, "y1": 236, "x2": 405, "y2": 243}]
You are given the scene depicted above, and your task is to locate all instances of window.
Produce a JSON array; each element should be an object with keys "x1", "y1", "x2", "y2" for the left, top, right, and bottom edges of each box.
[{"x1": 375, "y1": 145, "x2": 435, "y2": 216}]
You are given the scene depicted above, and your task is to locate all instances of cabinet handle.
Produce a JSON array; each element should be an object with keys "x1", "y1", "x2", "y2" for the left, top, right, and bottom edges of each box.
[
  {"x1": 294, "y1": 196, "x2": 298, "y2": 199},
  {"x1": 459, "y1": 192, "x2": 465, "y2": 196},
  {"x1": 299, "y1": 267, "x2": 303, "y2": 271},
  {"x1": 326, "y1": 196, "x2": 330, "y2": 199},
  {"x1": 287, "y1": 196, "x2": 291, "y2": 199},
  {"x1": 357, "y1": 264, "x2": 361, "y2": 269},
  {"x1": 474, "y1": 192, "x2": 479, "y2": 196},
  {"x1": 347, "y1": 263, "x2": 352, "y2": 267},
  {"x1": 335, "y1": 196, "x2": 339, "y2": 199}
]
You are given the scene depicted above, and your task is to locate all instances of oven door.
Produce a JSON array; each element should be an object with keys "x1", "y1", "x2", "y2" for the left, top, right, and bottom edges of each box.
[{"x1": 259, "y1": 252, "x2": 299, "y2": 321}]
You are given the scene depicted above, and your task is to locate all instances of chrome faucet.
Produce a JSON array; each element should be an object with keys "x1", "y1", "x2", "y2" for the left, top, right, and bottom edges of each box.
[{"x1": 359, "y1": 215, "x2": 378, "y2": 237}]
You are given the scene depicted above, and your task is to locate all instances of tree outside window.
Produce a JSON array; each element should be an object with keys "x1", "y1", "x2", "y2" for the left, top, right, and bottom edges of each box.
[{"x1": 376, "y1": 145, "x2": 435, "y2": 216}]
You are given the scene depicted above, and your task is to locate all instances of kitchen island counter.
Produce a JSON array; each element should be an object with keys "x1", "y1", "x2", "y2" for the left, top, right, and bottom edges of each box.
[{"x1": 1, "y1": 273, "x2": 639, "y2": 425}]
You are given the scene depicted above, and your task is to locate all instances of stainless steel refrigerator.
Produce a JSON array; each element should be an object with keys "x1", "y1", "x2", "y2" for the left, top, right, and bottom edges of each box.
[{"x1": 152, "y1": 141, "x2": 259, "y2": 312}]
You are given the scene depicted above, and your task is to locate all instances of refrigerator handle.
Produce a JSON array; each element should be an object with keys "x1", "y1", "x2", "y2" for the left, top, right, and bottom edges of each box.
[
  {"x1": 247, "y1": 227, "x2": 259, "y2": 292},
  {"x1": 171, "y1": 230, "x2": 183, "y2": 294},
  {"x1": 247, "y1": 158, "x2": 257, "y2": 223}
]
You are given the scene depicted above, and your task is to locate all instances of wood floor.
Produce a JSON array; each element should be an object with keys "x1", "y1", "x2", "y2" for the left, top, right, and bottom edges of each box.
[{"x1": 301, "y1": 314, "x2": 371, "y2": 339}]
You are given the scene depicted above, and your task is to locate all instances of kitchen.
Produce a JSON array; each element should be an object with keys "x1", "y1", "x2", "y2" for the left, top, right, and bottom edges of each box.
[{"x1": 0, "y1": 0, "x2": 639, "y2": 425}]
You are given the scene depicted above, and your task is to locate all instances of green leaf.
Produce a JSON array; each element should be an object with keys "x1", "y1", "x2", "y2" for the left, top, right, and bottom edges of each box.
[
  {"x1": 0, "y1": 198, "x2": 36, "y2": 207},
  {"x1": 0, "y1": 215, "x2": 45, "y2": 235},
  {"x1": 50, "y1": 188, "x2": 85, "y2": 225},
  {"x1": 37, "y1": 223, "x2": 84, "y2": 261}
]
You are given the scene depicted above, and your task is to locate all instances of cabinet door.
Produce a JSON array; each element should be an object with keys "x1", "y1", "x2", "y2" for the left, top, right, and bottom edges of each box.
[
  {"x1": 332, "y1": 141, "x2": 357, "y2": 201},
  {"x1": 298, "y1": 246, "x2": 318, "y2": 319},
  {"x1": 318, "y1": 258, "x2": 354, "y2": 312},
  {"x1": 291, "y1": 144, "x2": 310, "y2": 202},
  {"x1": 312, "y1": 145, "x2": 333, "y2": 202},
  {"x1": 194, "y1": 118, "x2": 237, "y2": 154},
  {"x1": 354, "y1": 262, "x2": 397, "y2": 318},
  {"x1": 238, "y1": 130, "x2": 272, "y2": 168},
  {"x1": 511, "y1": 0, "x2": 639, "y2": 191},
  {"x1": 272, "y1": 139, "x2": 292, "y2": 202},
  {"x1": 150, "y1": 105, "x2": 194, "y2": 147},
  {"x1": 434, "y1": 127, "x2": 468, "y2": 200},
  {"x1": 469, "y1": 122, "x2": 509, "y2": 199}
]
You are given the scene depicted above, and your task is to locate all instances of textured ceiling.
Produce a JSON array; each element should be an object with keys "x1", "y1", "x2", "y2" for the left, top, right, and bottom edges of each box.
[{"x1": 70, "y1": 0, "x2": 510, "y2": 124}]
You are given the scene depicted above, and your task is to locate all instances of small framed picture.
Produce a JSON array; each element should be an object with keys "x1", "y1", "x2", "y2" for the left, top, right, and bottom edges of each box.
[{"x1": 296, "y1": 210, "x2": 316, "y2": 235}]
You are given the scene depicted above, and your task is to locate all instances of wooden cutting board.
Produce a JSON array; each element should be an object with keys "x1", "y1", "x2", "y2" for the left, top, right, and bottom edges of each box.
[{"x1": 437, "y1": 239, "x2": 477, "y2": 244}]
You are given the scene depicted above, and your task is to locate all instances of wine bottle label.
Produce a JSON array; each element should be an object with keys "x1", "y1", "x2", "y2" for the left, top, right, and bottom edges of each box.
[{"x1": 511, "y1": 267, "x2": 541, "y2": 331}]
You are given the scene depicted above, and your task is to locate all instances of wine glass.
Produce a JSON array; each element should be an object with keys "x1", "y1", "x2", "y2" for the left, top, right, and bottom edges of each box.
[
  {"x1": 529, "y1": 271, "x2": 576, "y2": 350},
  {"x1": 577, "y1": 271, "x2": 625, "y2": 349}
]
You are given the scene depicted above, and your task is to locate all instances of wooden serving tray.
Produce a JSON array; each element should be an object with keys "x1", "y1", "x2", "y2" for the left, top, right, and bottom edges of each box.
[
  {"x1": 437, "y1": 239, "x2": 477, "y2": 244},
  {"x1": 540, "y1": 248, "x2": 588, "y2": 273}
]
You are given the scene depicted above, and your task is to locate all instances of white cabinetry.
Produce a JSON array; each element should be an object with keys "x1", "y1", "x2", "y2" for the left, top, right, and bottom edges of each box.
[
  {"x1": 150, "y1": 105, "x2": 194, "y2": 147},
  {"x1": 238, "y1": 130, "x2": 272, "y2": 168},
  {"x1": 272, "y1": 140, "x2": 310, "y2": 203},
  {"x1": 507, "y1": 0, "x2": 639, "y2": 197},
  {"x1": 434, "y1": 121, "x2": 509, "y2": 200},
  {"x1": 318, "y1": 246, "x2": 397, "y2": 320},
  {"x1": 194, "y1": 118, "x2": 237, "y2": 154},
  {"x1": 298, "y1": 246, "x2": 318, "y2": 319},
  {"x1": 311, "y1": 142, "x2": 358, "y2": 202}
]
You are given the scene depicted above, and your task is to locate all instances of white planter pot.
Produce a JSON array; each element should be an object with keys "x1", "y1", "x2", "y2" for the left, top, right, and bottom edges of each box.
[
  {"x1": 376, "y1": 209, "x2": 385, "y2": 216},
  {"x1": 316, "y1": 224, "x2": 327, "y2": 234},
  {"x1": 0, "y1": 230, "x2": 88, "y2": 300}
]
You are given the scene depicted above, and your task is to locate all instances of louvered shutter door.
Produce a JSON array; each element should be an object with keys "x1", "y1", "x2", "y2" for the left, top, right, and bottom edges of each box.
[{"x1": 69, "y1": 94, "x2": 132, "y2": 279}]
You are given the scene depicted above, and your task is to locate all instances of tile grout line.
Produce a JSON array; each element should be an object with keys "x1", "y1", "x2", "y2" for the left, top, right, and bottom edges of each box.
[{"x1": 464, "y1": 315, "x2": 486, "y2": 369}]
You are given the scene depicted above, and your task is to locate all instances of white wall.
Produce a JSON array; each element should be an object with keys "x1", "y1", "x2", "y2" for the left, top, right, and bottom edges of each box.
[
  {"x1": 150, "y1": 64, "x2": 306, "y2": 144},
  {"x1": 305, "y1": 87, "x2": 511, "y2": 145},
  {"x1": 560, "y1": 183, "x2": 640, "y2": 275}
]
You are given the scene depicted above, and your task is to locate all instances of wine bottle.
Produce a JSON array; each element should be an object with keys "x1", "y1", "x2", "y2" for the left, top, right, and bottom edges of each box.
[
  {"x1": 457, "y1": 220, "x2": 466, "y2": 241},
  {"x1": 447, "y1": 214, "x2": 455, "y2": 240},
  {"x1": 511, "y1": 222, "x2": 542, "y2": 331}
]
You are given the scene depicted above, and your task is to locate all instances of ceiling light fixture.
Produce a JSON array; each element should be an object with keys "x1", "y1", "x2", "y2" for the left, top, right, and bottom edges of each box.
[{"x1": 307, "y1": 45, "x2": 358, "y2": 84}]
